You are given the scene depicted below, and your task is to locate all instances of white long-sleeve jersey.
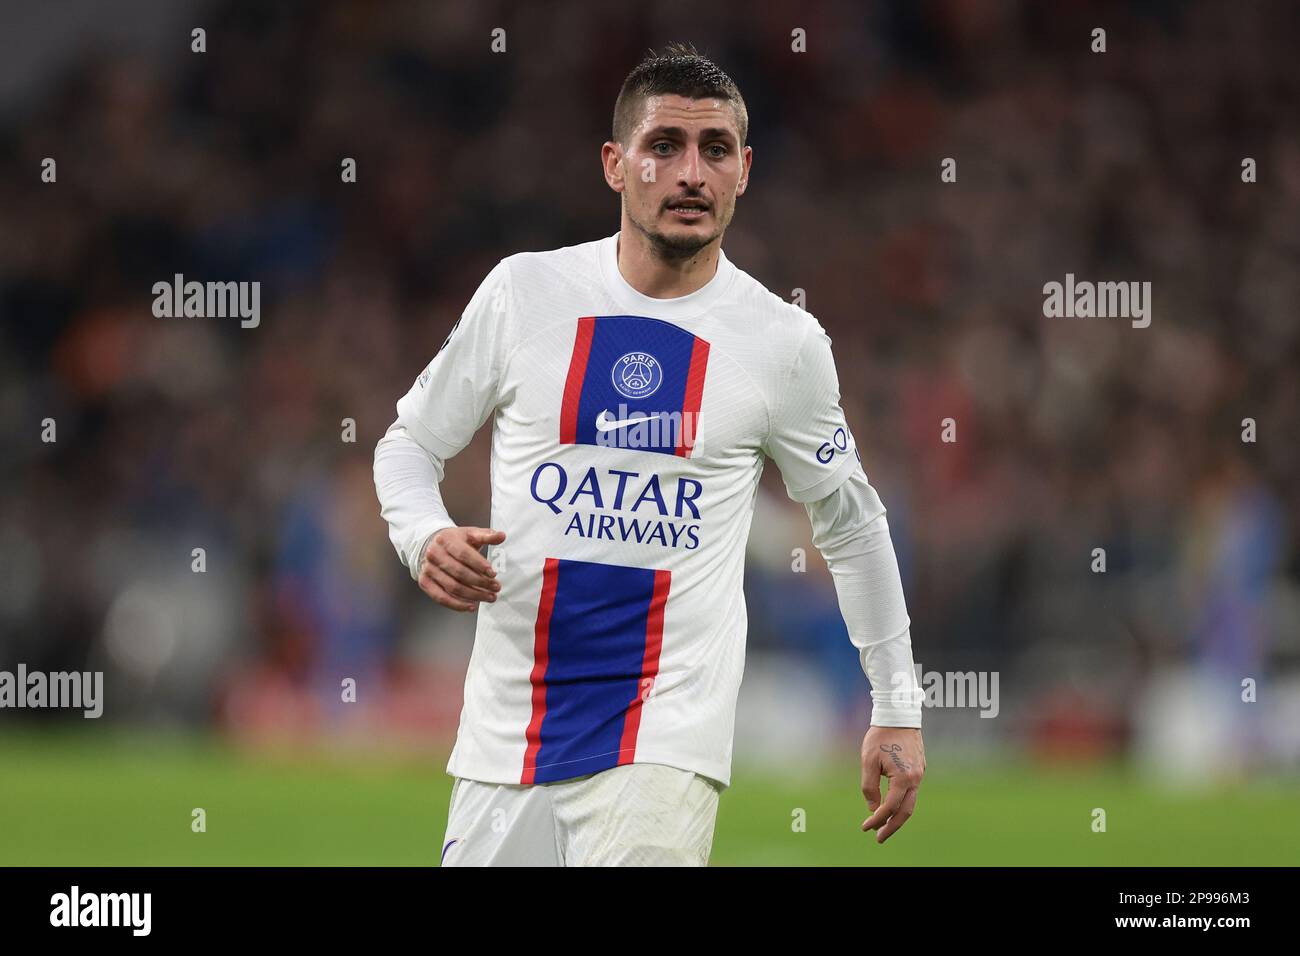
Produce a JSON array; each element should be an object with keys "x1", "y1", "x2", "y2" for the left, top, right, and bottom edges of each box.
[{"x1": 374, "y1": 232, "x2": 920, "y2": 789}]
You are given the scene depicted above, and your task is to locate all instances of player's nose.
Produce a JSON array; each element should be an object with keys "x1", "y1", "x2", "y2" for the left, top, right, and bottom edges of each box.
[{"x1": 678, "y1": 145, "x2": 706, "y2": 187}]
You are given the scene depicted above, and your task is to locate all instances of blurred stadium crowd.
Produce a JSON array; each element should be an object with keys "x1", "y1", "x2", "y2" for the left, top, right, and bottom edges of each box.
[{"x1": 1, "y1": 0, "x2": 1297, "y2": 776}]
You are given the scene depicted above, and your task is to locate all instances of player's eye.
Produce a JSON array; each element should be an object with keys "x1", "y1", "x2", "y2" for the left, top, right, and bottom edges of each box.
[
  {"x1": 652, "y1": 142, "x2": 673, "y2": 155},
  {"x1": 707, "y1": 144, "x2": 728, "y2": 158}
]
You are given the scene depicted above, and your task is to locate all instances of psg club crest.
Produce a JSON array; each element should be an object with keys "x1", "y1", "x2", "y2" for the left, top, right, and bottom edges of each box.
[
  {"x1": 561, "y1": 315, "x2": 710, "y2": 458},
  {"x1": 611, "y1": 351, "x2": 663, "y2": 399}
]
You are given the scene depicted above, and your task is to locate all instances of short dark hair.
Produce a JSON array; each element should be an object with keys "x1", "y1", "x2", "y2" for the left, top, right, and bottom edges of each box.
[{"x1": 612, "y1": 42, "x2": 748, "y2": 149}]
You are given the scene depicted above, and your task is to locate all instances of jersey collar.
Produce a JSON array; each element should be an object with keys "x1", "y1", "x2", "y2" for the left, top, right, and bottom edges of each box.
[{"x1": 599, "y1": 231, "x2": 737, "y2": 320}]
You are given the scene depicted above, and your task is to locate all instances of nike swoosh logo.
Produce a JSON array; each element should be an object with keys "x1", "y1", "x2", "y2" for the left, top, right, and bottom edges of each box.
[
  {"x1": 595, "y1": 410, "x2": 662, "y2": 432},
  {"x1": 441, "y1": 839, "x2": 459, "y2": 863}
]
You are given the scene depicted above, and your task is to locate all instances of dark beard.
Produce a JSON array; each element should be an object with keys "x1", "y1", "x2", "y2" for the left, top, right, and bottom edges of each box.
[{"x1": 628, "y1": 207, "x2": 721, "y2": 262}]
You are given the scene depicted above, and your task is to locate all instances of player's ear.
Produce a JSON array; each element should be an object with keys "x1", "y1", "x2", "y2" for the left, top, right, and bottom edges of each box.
[
  {"x1": 736, "y1": 145, "x2": 752, "y2": 197},
  {"x1": 601, "y1": 141, "x2": 626, "y2": 193}
]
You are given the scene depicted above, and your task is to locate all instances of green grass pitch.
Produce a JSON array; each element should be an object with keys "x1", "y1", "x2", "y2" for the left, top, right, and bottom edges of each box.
[{"x1": 0, "y1": 731, "x2": 1295, "y2": 866}]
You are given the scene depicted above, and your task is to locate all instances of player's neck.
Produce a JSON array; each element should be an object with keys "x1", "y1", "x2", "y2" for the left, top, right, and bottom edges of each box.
[{"x1": 615, "y1": 228, "x2": 721, "y2": 300}]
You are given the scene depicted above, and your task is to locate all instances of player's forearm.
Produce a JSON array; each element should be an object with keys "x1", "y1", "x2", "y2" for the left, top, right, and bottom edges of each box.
[
  {"x1": 373, "y1": 420, "x2": 457, "y2": 580},
  {"x1": 806, "y1": 471, "x2": 922, "y2": 727}
]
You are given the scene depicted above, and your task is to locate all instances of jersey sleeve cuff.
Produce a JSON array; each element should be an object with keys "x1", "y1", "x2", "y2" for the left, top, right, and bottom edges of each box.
[
  {"x1": 407, "y1": 519, "x2": 457, "y2": 581},
  {"x1": 868, "y1": 705, "x2": 923, "y2": 728}
]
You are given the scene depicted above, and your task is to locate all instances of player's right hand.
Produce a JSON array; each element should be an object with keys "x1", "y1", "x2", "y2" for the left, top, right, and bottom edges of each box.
[{"x1": 417, "y1": 526, "x2": 506, "y2": 612}]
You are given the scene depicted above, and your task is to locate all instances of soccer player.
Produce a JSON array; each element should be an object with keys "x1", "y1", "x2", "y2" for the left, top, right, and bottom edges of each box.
[{"x1": 373, "y1": 42, "x2": 925, "y2": 866}]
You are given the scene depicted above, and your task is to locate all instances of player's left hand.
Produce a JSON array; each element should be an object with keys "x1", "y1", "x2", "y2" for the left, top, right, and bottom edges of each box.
[{"x1": 860, "y1": 726, "x2": 925, "y2": 844}]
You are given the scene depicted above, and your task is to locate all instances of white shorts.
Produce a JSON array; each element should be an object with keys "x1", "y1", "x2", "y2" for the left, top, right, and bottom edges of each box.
[{"x1": 440, "y1": 763, "x2": 721, "y2": 866}]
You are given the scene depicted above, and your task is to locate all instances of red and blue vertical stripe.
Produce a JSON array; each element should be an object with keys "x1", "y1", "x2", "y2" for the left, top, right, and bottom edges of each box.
[
  {"x1": 522, "y1": 557, "x2": 670, "y2": 784},
  {"x1": 560, "y1": 315, "x2": 710, "y2": 457}
]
